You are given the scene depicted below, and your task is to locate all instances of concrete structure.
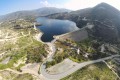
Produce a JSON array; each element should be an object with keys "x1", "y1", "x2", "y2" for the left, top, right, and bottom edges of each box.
[
  {"x1": 34, "y1": 23, "x2": 37, "y2": 30},
  {"x1": 54, "y1": 28, "x2": 88, "y2": 42}
]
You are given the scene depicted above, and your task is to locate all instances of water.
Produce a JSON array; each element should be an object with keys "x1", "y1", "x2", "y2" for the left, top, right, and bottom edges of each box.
[{"x1": 36, "y1": 17, "x2": 79, "y2": 42}]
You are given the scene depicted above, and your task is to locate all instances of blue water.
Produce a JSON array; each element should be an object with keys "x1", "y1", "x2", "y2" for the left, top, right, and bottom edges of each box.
[{"x1": 36, "y1": 17, "x2": 79, "y2": 42}]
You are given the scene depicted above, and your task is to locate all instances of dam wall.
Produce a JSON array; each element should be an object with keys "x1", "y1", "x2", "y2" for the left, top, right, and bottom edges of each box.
[{"x1": 54, "y1": 28, "x2": 88, "y2": 42}]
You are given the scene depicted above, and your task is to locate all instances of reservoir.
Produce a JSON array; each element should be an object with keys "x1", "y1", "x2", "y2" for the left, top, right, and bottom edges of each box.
[{"x1": 37, "y1": 17, "x2": 79, "y2": 42}]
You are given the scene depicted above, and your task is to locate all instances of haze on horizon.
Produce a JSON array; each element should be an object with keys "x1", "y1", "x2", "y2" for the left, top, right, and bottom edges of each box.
[{"x1": 0, "y1": 0, "x2": 120, "y2": 15}]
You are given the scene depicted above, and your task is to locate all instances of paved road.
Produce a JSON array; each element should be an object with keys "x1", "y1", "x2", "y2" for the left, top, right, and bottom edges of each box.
[
  {"x1": 38, "y1": 29, "x2": 120, "y2": 80},
  {"x1": 46, "y1": 43, "x2": 56, "y2": 61},
  {"x1": 40, "y1": 53, "x2": 120, "y2": 80}
]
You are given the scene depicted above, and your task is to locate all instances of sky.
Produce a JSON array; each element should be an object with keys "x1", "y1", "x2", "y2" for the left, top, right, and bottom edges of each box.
[{"x1": 0, "y1": 0, "x2": 120, "y2": 15}]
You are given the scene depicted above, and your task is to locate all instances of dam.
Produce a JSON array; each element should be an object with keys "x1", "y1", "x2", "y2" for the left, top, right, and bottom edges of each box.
[{"x1": 54, "y1": 27, "x2": 88, "y2": 42}]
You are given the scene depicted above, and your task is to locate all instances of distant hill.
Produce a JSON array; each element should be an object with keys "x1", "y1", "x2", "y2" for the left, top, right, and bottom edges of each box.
[
  {"x1": 47, "y1": 3, "x2": 120, "y2": 42},
  {"x1": 47, "y1": 3, "x2": 120, "y2": 28},
  {"x1": 0, "y1": 7, "x2": 71, "y2": 22}
]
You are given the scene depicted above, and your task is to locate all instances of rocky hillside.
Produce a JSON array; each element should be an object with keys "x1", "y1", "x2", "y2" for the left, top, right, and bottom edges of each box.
[
  {"x1": 0, "y1": 7, "x2": 71, "y2": 22},
  {"x1": 47, "y1": 3, "x2": 120, "y2": 42}
]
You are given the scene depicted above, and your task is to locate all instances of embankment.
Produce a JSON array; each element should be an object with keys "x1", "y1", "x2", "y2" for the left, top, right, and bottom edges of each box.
[{"x1": 54, "y1": 27, "x2": 88, "y2": 41}]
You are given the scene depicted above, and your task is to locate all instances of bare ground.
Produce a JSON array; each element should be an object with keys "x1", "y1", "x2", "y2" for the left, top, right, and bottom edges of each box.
[{"x1": 46, "y1": 58, "x2": 78, "y2": 74}]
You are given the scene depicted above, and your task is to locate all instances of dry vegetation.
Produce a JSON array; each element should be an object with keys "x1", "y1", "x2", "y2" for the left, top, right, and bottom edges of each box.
[
  {"x1": 0, "y1": 19, "x2": 47, "y2": 79},
  {"x1": 61, "y1": 62, "x2": 118, "y2": 80}
]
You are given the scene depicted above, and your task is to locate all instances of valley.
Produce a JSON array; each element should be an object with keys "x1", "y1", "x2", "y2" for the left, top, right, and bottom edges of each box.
[{"x1": 0, "y1": 2, "x2": 120, "y2": 80}]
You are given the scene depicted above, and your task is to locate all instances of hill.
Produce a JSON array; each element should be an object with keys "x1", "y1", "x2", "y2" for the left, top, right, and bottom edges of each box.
[
  {"x1": 47, "y1": 3, "x2": 120, "y2": 42},
  {"x1": 0, "y1": 7, "x2": 71, "y2": 22}
]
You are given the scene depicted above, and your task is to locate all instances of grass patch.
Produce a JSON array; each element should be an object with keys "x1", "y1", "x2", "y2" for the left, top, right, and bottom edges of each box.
[
  {"x1": 69, "y1": 57, "x2": 81, "y2": 63},
  {"x1": 15, "y1": 64, "x2": 25, "y2": 72},
  {"x1": 13, "y1": 73, "x2": 33, "y2": 80},
  {"x1": 16, "y1": 35, "x2": 32, "y2": 48},
  {"x1": 0, "y1": 26, "x2": 47, "y2": 70},
  {"x1": 0, "y1": 70, "x2": 34, "y2": 80},
  {"x1": 25, "y1": 39, "x2": 48, "y2": 63},
  {"x1": 61, "y1": 62, "x2": 118, "y2": 80},
  {"x1": 0, "y1": 48, "x2": 27, "y2": 70}
]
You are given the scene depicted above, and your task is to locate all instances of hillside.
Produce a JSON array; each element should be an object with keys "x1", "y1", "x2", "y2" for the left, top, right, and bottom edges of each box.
[
  {"x1": 0, "y1": 7, "x2": 71, "y2": 22},
  {"x1": 47, "y1": 3, "x2": 120, "y2": 42},
  {"x1": 47, "y1": 3, "x2": 120, "y2": 27},
  {"x1": 0, "y1": 2, "x2": 120, "y2": 80}
]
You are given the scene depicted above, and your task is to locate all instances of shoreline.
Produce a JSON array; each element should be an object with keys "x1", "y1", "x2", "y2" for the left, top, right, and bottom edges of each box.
[{"x1": 34, "y1": 31, "x2": 45, "y2": 44}]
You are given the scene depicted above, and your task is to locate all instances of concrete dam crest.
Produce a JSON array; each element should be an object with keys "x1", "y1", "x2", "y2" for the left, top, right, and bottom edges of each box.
[{"x1": 54, "y1": 27, "x2": 88, "y2": 42}]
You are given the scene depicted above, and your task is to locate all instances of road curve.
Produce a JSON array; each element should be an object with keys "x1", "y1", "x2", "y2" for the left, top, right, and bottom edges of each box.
[
  {"x1": 40, "y1": 54, "x2": 120, "y2": 80},
  {"x1": 38, "y1": 28, "x2": 120, "y2": 80},
  {"x1": 39, "y1": 33, "x2": 120, "y2": 80}
]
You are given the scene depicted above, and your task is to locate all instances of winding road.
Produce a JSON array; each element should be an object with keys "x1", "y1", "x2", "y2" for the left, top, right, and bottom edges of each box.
[
  {"x1": 40, "y1": 38, "x2": 120, "y2": 80},
  {"x1": 0, "y1": 29, "x2": 119, "y2": 80}
]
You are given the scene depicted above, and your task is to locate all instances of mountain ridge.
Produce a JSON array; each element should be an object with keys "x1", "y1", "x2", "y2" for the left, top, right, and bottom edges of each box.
[
  {"x1": 47, "y1": 2, "x2": 120, "y2": 42},
  {"x1": 0, "y1": 7, "x2": 71, "y2": 22}
]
